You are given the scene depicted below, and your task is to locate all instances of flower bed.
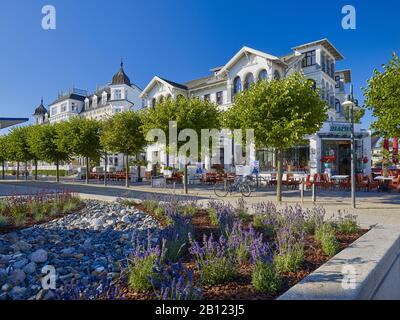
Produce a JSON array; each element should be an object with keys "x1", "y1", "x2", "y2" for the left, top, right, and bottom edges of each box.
[
  {"x1": 0, "y1": 190, "x2": 84, "y2": 234},
  {"x1": 109, "y1": 197, "x2": 367, "y2": 300}
]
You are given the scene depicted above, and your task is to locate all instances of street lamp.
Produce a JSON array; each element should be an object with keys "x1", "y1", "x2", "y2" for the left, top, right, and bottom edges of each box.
[{"x1": 342, "y1": 88, "x2": 356, "y2": 209}]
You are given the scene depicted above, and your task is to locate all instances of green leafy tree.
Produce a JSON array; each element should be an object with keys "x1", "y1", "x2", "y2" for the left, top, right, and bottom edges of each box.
[
  {"x1": 224, "y1": 72, "x2": 327, "y2": 202},
  {"x1": 101, "y1": 111, "x2": 147, "y2": 188},
  {"x1": 27, "y1": 124, "x2": 70, "y2": 182},
  {"x1": 6, "y1": 126, "x2": 35, "y2": 180},
  {"x1": 363, "y1": 52, "x2": 400, "y2": 138},
  {"x1": 0, "y1": 135, "x2": 9, "y2": 179},
  {"x1": 56, "y1": 117, "x2": 101, "y2": 184},
  {"x1": 140, "y1": 97, "x2": 221, "y2": 193}
]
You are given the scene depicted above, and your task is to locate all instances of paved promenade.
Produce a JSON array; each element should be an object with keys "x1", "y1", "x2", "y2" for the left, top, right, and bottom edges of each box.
[{"x1": 1, "y1": 179, "x2": 400, "y2": 229}]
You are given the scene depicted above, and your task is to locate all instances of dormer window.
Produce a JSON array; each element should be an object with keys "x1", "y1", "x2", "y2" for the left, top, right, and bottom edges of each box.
[
  {"x1": 114, "y1": 89, "x2": 122, "y2": 100},
  {"x1": 93, "y1": 96, "x2": 97, "y2": 108},
  {"x1": 102, "y1": 93, "x2": 107, "y2": 105}
]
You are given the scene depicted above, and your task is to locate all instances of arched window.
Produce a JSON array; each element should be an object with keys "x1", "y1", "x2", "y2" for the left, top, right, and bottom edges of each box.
[
  {"x1": 233, "y1": 76, "x2": 242, "y2": 95},
  {"x1": 335, "y1": 99, "x2": 341, "y2": 113},
  {"x1": 151, "y1": 98, "x2": 156, "y2": 108},
  {"x1": 244, "y1": 73, "x2": 254, "y2": 90},
  {"x1": 258, "y1": 69, "x2": 268, "y2": 81},
  {"x1": 273, "y1": 70, "x2": 281, "y2": 80}
]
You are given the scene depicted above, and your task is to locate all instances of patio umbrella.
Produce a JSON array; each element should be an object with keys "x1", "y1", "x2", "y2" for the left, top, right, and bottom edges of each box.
[{"x1": 393, "y1": 137, "x2": 399, "y2": 164}]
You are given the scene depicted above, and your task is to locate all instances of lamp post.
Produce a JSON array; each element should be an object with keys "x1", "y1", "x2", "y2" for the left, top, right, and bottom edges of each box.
[{"x1": 342, "y1": 86, "x2": 356, "y2": 209}]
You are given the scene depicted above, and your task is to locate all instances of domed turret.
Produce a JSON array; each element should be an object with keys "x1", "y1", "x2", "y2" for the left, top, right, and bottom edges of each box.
[
  {"x1": 111, "y1": 60, "x2": 131, "y2": 86},
  {"x1": 33, "y1": 98, "x2": 48, "y2": 116}
]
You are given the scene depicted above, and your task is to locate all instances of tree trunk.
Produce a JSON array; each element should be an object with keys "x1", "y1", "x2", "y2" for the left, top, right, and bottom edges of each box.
[
  {"x1": 85, "y1": 157, "x2": 89, "y2": 185},
  {"x1": 16, "y1": 162, "x2": 20, "y2": 180},
  {"x1": 104, "y1": 153, "x2": 108, "y2": 186},
  {"x1": 34, "y1": 160, "x2": 38, "y2": 181},
  {"x1": 125, "y1": 154, "x2": 129, "y2": 188},
  {"x1": 56, "y1": 160, "x2": 60, "y2": 183},
  {"x1": 2, "y1": 160, "x2": 5, "y2": 180},
  {"x1": 138, "y1": 165, "x2": 141, "y2": 182},
  {"x1": 25, "y1": 161, "x2": 28, "y2": 180},
  {"x1": 276, "y1": 149, "x2": 283, "y2": 203}
]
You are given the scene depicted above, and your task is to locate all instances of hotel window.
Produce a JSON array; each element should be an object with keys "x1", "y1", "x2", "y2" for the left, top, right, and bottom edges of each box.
[
  {"x1": 233, "y1": 76, "x2": 242, "y2": 96},
  {"x1": 330, "y1": 62, "x2": 335, "y2": 78},
  {"x1": 102, "y1": 94, "x2": 107, "y2": 105},
  {"x1": 216, "y1": 91, "x2": 223, "y2": 105},
  {"x1": 321, "y1": 80, "x2": 325, "y2": 100},
  {"x1": 327, "y1": 58, "x2": 331, "y2": 76},
  {"x1": 151, "y1": 98, "x2": 156, "y2": 108},
  {"x1": 114, "y1": 89, "x2": 122, "y2": 100},
  {"x1": 258, "y1": 69, "x2": 268, "y2": 81},
  {"x1": 273, "y1": 70, "x2": 281, "y2": 80},
  {"x1": 244, "y1": 73, "x2": 254, "y2": 90},
  {"x1": 52, "y1": 107, "x2": 58, "y2": 116},
  {"x1": 61, "y1": 103, "x2": 67, "y2": 113},
  {"x1": 204, "y1": 94, "x2": 210, "y2": 102},
  {"x1": 301, "y1": 50, "x2": 316, "y2": 67},
  {"x1": 71, "y1": 102, "x2": 76, "y2": 111},
  {"x1": 321, "y1": 53, "x2": 326, "y2": 72},
  {"x1": 335, "y1": 76, "x2": 341, "y2": 88}
]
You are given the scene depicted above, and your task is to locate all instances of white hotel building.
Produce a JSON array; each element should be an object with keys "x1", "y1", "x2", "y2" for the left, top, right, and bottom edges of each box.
[
  {"x1": 141, "y1": 39, "x2": 371, "y2": 176},
  {"x1": 33, "y1": 62, "x2": 144, "y2": 170},
  {"x1": 33, "y1": 39, "x2": 371, "y2": 176}
]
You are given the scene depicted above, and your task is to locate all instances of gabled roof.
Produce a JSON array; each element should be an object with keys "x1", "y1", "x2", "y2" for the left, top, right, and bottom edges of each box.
[
  {"x1": 292, "y1": 39, "x2": 344, "y2": 61},
  {"x1": 217, "y1": 46, "x2": 284, "y2": 76},
  {"x1": 140, "y1": 76, "x2": 188, "y2": 98},
  {"x1": 335, "y1": 69, "x2": 352, "y2": 83},
  {"x1": 0, "y1": 118, "x2": 29, "y2": 129}
]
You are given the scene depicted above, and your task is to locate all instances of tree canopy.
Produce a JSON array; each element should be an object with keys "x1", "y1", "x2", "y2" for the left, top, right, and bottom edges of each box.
[
  {"x1": 140, "y1": 97, "x2": 221, "y2": 163},
  {"x1": 223, "y1": 72, "x2": 327, "y2": 201},
  {"x1": 26, "y1": 124, "x2": 70, "y2": 182},
  {"x1": 101, "y1": 110, "x2": 147, "y2": 187},
  {"x1": 363, "y1": 52, "x2": 400, "y2": 137}
]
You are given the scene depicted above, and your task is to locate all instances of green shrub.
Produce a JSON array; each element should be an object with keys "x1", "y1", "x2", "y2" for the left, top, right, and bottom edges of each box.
[
  {"x1": 253, "y1": 215, "x2": 275, "y2": 238},
  {"x1": 153, "y1": 206, "x2": 165, "y2": 220},
  {"x1": 235, "y1": 208, "x2": 253, "y2": 223},
  {"x1": 182, "y1": 204, "x2": 197, "y2": 216},
  {"x1": 128, "y1": 251, "x2": 160, "y2": 293},
  {"x1": 0, "y1": 214, "x2": 9, "y2": 226},
  {"x1": 274, "y1": 248, "x2": 304, "y2": 274},
  {"x1": 199, "y1": 256, "x2": 236, "y2": 285},
  {"x1": 316, "y1": 223, "x2": 339, "y2": 257},
  {"x1": 252, "y1": 261, "x2": 281, "y2": 294},
  {"x1": 336, "y1": 214, "x2": 359, "y2": 234},
  {"x1": 207, "y1": 208, "x2": 219, "y2": 226},
  {"x1": 143, "y1": 200, "x2": 160, "y2": 213}
]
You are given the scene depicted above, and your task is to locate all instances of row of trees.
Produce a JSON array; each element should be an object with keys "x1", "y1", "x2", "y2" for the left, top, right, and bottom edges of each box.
[{"x1": 0, "y1": 72, "x2": 328, "y2": 201}]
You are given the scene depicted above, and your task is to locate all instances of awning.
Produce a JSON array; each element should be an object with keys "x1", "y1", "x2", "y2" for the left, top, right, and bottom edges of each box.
[{"x1": 0, "y1": 118, "x2": 29, "y2": 129}]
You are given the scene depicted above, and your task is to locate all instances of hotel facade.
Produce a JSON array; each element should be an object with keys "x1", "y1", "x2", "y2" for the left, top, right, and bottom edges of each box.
[{"x1": 33, "y1": 39, "x2": 372, "y2": 176}]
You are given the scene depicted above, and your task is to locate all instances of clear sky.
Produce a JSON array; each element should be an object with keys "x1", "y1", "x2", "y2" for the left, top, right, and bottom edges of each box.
[{"x1": 0, "y1": 0, "x2": 399, "y2": 132}]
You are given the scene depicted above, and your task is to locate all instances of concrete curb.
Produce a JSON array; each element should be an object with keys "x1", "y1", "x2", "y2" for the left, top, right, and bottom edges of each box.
[{"x1": 278, "y1": 225, "x2": 400, "y2": 300}]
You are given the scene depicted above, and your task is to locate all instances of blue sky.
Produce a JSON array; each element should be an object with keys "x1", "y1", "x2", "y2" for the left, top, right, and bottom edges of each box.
[{"x1": 0, "y1": 0, "x2": 399, "y2": 132}]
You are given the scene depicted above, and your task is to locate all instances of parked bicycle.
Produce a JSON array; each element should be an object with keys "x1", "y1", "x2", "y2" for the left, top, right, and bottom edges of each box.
[{"x1": 214, "y1": 176, "x2": 252, "y2": 197}]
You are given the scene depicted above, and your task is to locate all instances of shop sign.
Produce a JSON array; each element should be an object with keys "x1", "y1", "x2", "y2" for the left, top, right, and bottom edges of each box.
[{"x1": 330, "y1": 123, "x2": 351, "y2": 132}]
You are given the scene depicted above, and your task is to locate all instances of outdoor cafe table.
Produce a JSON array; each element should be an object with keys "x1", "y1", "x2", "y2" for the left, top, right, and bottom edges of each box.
[{"x1": 374, "y1": 176, "x2": 395, "y2": 192}]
